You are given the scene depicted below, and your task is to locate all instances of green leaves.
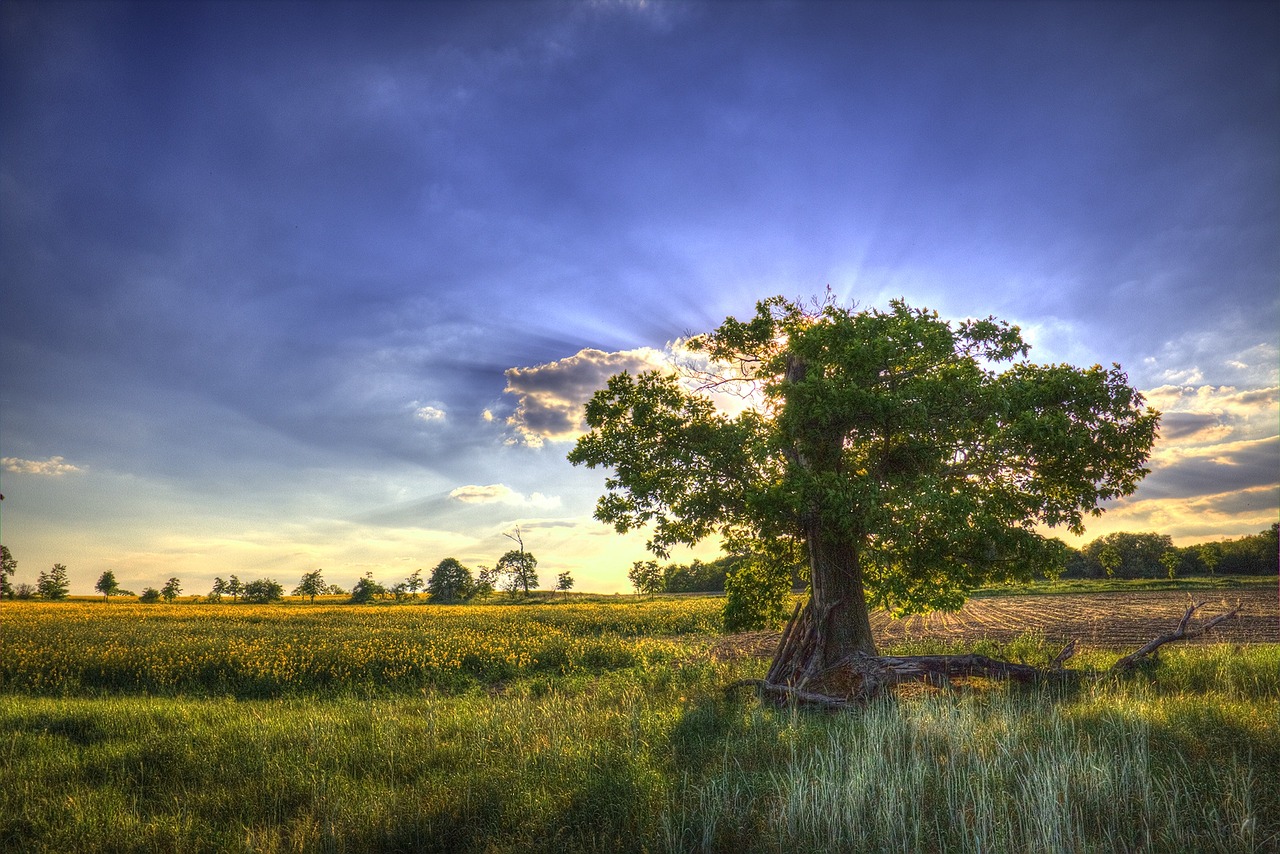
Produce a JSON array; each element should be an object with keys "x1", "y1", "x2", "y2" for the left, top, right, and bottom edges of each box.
[
  {"x1": 569, "y1": 295, "x2": 1159, "y2": 615},
  {"x1": 568, "y1": 370, "x2": 769, "y2": 557}
]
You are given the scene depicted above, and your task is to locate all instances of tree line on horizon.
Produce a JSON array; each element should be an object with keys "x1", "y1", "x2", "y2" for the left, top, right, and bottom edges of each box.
[
  {"x1": 0, "y1": 529, "x2": 575, "y2": 604},
  {"x1": 0, "y1": 524, "x2": 1274, "y2": 604},
  {"x1": 628, "y1": 524, "x2": 1279, "y2": 597}
]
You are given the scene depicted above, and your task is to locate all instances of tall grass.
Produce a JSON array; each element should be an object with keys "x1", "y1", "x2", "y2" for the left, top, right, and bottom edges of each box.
[
  {"x1": 1, "y1": 599, "x2": 1276, "y2": 852},
  {"x1": 663, "y1": 686, "x2": 1269, "y2": 853}
]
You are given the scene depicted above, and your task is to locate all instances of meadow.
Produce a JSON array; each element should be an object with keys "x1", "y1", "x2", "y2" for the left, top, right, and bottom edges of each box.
[{"x1": 1, "y1": 596, "x2": 1277, "y2": 853}]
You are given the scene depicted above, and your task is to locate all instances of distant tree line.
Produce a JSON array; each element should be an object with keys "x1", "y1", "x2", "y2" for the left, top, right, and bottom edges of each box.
[
  {"x1": 628, "y1": 548, "x2": 808, "y2": 631},
  {"x1": 628, "y1": 552, "x2": 813, "y2": 596},
  {"x1": 1, "y1": 525, "x2": 1272, "y2": 604},
  {"x1": 1061, "y1": 524, "x2": 1278, "y2": 579},
  {"x1": 345, "y1": 529, "x2": 572, "y2": 605}
]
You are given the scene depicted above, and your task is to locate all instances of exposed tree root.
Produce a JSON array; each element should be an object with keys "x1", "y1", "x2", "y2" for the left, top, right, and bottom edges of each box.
[{"x1": 727, "y1": 600, "x2": 1242, "y2": 708}]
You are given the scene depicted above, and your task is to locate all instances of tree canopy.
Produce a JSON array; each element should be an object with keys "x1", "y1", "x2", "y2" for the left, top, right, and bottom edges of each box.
[
  {"x1": 293, "y1": 569, "x2": 326, "y2": 603},
  {"x1": 95, "y1": 571, "x2": 122, "y2": 600},
  {"x1": 427, "y1": 558, "x2": 474, "y2": 603},
  {"x1": 570, "y1": 295, "x2": 1159, "y2": 660}
]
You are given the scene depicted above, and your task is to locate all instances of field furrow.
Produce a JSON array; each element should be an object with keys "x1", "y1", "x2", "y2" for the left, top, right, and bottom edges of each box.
[{"x1": 871, "y1": 588, "x2": 1277, "y2": 649}]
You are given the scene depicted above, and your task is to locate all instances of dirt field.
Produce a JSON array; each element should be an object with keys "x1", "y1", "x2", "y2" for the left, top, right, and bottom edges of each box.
[
  {"x1": 715, "y1": 587, "x2": 1279, "y2": 661},
  {"x1": 872, "y1": 586, "x2": 1279, "y2": 649}
]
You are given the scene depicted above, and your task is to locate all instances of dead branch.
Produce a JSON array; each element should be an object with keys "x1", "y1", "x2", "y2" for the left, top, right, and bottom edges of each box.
[
  {"x1": 729, "y1": 601, "x2": 1244, "y2": 709},
  {"x1": 726, "y1": 678, "x2": 861, "y2": 710},
  {"x1": 1109, "y1": 600, "x2": 1241, "y2": 674},
  {"x1": 1050, "y1": 638, "x2": 1078, "y2": 669}
]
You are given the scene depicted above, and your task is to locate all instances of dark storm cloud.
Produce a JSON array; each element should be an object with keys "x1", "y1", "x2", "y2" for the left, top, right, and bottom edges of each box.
[
  {"x1": 1196, "y1": 486, "x2": 1280, "y2": 520},
  {"x1": 1158, "y1": 413, "x2": 1226, "y2": 443},
  {"x1": 1143, "y1": 436, "x2": 1280, "y2": 501}
]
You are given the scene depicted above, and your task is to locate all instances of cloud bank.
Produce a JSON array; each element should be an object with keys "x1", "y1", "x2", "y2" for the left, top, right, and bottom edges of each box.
[
  {"x1": 2, "y1": 456, "x2": 82, "y2": 476},
  {"x1": 449, "y1": 483, "x2": 560, "y2": 509},
  {"x1": 502, "y1": 347, "x2": 668, "y2": 446}
]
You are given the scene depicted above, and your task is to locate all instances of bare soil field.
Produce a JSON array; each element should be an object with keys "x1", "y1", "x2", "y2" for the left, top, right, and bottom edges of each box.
[
  {"x1": 872, "y1": 587, "x2": 1279, "y2": 649},
  {"x1": 714, "y1": 587, "x2": 1278, "y2": 662}
]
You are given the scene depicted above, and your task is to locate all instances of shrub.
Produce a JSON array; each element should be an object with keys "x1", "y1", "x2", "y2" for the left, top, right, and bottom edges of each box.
[{"x1": 241, "y1": 579, "x2": 283, "y2": 604}]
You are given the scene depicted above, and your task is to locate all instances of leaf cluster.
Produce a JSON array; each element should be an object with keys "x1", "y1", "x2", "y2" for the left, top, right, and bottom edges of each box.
[{"x1": 571, "y1": 295, "x2": 1159, "y2": 615}]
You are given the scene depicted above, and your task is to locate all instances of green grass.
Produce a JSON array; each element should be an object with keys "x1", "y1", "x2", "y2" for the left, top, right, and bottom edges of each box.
[{"x1": 1, "y1": 600, "x2": 1276, "y2": 853}]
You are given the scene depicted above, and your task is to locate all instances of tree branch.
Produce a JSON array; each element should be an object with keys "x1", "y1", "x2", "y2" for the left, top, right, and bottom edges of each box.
[{"x1": 1109, "y1": 601, "x2": 1241, "y2": 674}]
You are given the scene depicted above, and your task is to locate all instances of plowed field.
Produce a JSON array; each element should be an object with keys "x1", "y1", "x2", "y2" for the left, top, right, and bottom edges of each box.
[{"x1": 872, "y1": 586, "x2": 1278, "y2": 649}]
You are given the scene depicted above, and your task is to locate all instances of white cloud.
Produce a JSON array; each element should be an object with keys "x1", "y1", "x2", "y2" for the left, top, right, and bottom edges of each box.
[
  {"x1": 1017, "y1": 317, "x2": 1099, "y2": 368},
  {"x1": 1160, "y1": 367, "x2": 1205, "y2": 385},
  {"x1": 449, "y1": 484, "x2": 560, "y2": 509},
  {"x1": 1143, "y1": 384, "x2": 1279, "y2": 447},
  {"x1": 413, "y1": 404, "x2": 447, "y2": 423},
  {"x1": 2, "y1": 456, "x2": 82, "y2": 476},
  {"x1": 501, "y1": 342, "x2": 768, "y2": 447},
  {"x1": 502, "y1": 347, "x2": 669, "y2": 447},
  {"x1": 1145, "y1": 338, "x2": 1279, "y2": 390}
]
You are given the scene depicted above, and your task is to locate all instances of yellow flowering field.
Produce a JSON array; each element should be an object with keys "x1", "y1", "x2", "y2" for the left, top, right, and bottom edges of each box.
[{"x1": 0, "y1": 599, "x2": 724, "y2": 696}]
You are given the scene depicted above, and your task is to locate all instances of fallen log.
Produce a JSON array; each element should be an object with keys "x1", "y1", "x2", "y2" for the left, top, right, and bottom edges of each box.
[{"x1": 728, "y1": 599, "x2": 1242, "y2": 707}]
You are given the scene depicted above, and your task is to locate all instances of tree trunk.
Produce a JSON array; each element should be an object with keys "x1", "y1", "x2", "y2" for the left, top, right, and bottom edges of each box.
[
  {"x1": 764, "y1": 528, "x2": 878, "y2": 693},
  {"x1": 771, "y1": 352, "x2": 877, "y2": 685},
  {"x1": 806, "y1": 529, "x2": 877, "y2": 661}
]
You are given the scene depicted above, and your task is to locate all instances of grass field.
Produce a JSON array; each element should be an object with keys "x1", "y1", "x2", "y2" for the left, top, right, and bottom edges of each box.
[{"x1": 1, "y1": 594, "x2": 1277, "y2": 853}]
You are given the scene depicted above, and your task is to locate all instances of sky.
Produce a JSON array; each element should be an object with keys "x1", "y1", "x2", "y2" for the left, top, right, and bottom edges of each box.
[{"x1": 2, "y1": 0, "x2": 1277, "y2": 597}]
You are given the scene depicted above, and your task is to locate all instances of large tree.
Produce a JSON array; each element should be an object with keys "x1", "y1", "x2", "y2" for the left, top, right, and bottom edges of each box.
[{"x1": 569, "y1": 296, "x2": 1158, "y2": 674}]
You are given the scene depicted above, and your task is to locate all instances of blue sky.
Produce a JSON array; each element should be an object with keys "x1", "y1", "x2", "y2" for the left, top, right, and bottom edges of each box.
[{"x1": 2, "y1": 0, "x2": 1276, "y2": 596}]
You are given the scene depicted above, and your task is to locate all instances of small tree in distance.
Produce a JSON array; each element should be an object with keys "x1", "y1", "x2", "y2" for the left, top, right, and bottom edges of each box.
[
  {"x1": 293, "y1": 569, "x2": 326, "y2": 603},
  {"x1": 95, "y1": 570, "x2": 120, "y2": 600},
  {"x1": 139, "y1": 587, "x2": 161, "y2": 603},
  {"x1": 556, "y1": 571, "x2": 574, "y2": 599},
  {"x1": 350, "y1": 572, "x2": 386, "y2": 604},
  {"x1": 242, "y1": 578, "x2": 284, "y2": 604},
  {"x1": 472, "y1": 566, "x2": 496, "y2": 599},
  {"x1": 37, "y1": 564, "x2": 70, "y2": 600},
  {"x1": 427, "y1": 558, "x2": 474, "y2": 603},
  {"x1": 628, "y1": 560, "x2": 664, "y2": 597},
  {"x1": 405, "y1": 568, "x2": 424, "y2": 599},
  {"x1": 496, "y1": 527, "x2": 537, "y2": 597},
  {"x1": 1, "y1": 545, "x2": 16, "y2": 598},
  {"x1": 160, "y1": 577, "x2": 182, "y2": 603}
]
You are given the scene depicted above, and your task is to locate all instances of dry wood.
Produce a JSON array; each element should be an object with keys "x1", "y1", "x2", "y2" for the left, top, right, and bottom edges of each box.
[
  {"x1": 731, "y1": 599, "x2": 1243, "y2": 708},
  {"x1": 1109, "y1": 600, "x2": 1241, "y2": 674},
  {"x1": 765, "y1": 600, "x2": 804, "y2": 684}
]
